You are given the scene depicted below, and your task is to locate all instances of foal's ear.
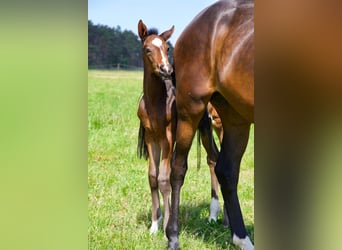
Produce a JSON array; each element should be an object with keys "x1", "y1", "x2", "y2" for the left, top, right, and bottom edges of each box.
[
  {"x1": 138, "y1": 20, "x2": 148, "y2": 41},
  {"x1": 160, "y1": 25, "x2": 174, "y2": 41}
]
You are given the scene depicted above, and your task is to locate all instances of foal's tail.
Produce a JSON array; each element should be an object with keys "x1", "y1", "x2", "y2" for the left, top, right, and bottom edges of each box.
[
  {"x1": 197, "y1": 108, "x2": 219, "y2": 170},
  {"x1": 137, "y1": 122, "x2": 148, "y2": 160},
  {"x1": 197, "y1": 129, "x2": 201, "y2": 171}
]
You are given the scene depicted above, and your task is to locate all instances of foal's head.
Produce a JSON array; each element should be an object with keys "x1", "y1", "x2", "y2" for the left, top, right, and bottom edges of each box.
[{"x1": 138, "y1": 20, "x2": 174, "y2": 79}]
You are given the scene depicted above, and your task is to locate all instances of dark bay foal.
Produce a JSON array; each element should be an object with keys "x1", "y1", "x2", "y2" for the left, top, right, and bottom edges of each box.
[{"x1": 137, "y1": 20, "x2": 225, "y2": 235}]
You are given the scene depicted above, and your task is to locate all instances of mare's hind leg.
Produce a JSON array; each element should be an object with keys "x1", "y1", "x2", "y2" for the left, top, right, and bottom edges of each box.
[
  {"x1": 145, "y1": 136, "x2": 162, "y2": 234},
  {"x1": 211, "y1": 95, "x2": 253, "y2": 249}
]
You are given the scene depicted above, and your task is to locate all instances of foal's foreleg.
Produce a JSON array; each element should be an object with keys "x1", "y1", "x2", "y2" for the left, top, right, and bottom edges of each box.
[
  {"x1": 146, "y1": 138, "x2": 162, "y2": 234},
  {"x1": 159, "y1": 128, "x2": 173, "y2": 232}
]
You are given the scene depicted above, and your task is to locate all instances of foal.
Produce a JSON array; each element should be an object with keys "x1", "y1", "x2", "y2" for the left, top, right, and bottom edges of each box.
[
  {"x1": 137, "y1": 20, "x2": 175, "y2": 234},
  {"x1": 137, "y1": 20, "x2": 224, "y2": 234}
]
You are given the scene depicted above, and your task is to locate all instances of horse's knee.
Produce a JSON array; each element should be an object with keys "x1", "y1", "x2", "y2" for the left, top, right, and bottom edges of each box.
[
  {"x1": 170, "y1": 167, "x2": 187, "y2": 189},
  {"x1": 158, "y1": 177, "x2": 171, "y2": 194},
  {"x1": 148, "y1": 173, "x2": 158, "y2": 189}
]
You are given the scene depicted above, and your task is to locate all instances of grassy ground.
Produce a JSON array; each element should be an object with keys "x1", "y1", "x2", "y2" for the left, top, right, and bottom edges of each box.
[{"x1": 88, "y1": 70, "x2": 254, "y2": 249}]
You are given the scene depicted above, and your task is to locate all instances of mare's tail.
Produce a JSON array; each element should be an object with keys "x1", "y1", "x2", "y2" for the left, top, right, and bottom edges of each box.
[{"x1": 137, "y1": 122, "x2": 148, "y2": 160}]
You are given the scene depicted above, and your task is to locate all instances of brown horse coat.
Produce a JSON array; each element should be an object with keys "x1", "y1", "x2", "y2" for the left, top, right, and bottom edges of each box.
[{"x1": 166, "y1": 1, "x2": 254, "y2": 249}]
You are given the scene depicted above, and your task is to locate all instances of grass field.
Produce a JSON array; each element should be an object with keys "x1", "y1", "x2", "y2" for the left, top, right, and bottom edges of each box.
[{"x1": 88, "y1": 70, "x2": 254, "y2": 249}]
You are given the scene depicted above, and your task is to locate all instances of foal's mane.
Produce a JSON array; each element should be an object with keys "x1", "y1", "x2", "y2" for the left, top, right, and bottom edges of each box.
[{"x1": 147, "y1": 28, "x2": 158, "y2": 36}]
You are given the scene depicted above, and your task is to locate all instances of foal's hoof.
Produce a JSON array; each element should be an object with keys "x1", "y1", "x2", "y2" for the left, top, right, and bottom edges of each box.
[
  {"x1": 149, "y1": 224, "x2": 158, "y2": 235},
  {"x1": 167, "y1": 237, "x2": 180, "y2": 250},
  {"x1": 149, "y1": 215, "x2": 163, "y2": 235},
  {"x1": 221, "y1": 217, "x2": 229, "y2": 228},
  {"x1": 208, "y1": 197, "x2": 220, "y2": 222}
]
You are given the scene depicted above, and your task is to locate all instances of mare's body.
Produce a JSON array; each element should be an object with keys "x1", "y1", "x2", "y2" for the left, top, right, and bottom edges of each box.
[{"x1": 166, "y1": 1, "x2": 254, "y2": 249}]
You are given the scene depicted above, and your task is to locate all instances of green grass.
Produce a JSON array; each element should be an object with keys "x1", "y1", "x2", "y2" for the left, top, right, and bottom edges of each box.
[{"x1": 88, "y1": 70, "x2": 254, "y2": 249}]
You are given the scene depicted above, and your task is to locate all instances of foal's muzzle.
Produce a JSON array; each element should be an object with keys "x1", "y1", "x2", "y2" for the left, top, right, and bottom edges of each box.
[{"x1": 159, "y1": 64, "x2": 173, "y2": 79}]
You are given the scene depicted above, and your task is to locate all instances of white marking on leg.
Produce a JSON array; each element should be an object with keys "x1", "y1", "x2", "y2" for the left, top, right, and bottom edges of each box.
[
  {"x1": 209, "y1": 197, "x2": 220, "y2": 222},
  {"x1": 149, "y1": 220, "x2": 159, "y2": 234},
  {"x1": 233, "y1": 234, "x2": 254, "y2": 250},
  {"x1": 149, "y1": 215, "x2": 163, "y2": 235}
]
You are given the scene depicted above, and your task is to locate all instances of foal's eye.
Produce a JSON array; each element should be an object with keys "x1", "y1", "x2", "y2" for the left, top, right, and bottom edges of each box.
[
  {"x1": 145, "y1": 48, "x2": 151, "y2": 54},
  {"x1": 167, "y1": 47, "x2": 170, "y2": 52}
]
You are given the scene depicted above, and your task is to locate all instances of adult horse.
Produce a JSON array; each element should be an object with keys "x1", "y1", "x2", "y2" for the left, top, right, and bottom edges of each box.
[
  {"x1": 166, "y1": 1, "x2": 254, "y2": 249},
  {"x1": 136, "y1": 20, "x2": 225, "y2": 235}
]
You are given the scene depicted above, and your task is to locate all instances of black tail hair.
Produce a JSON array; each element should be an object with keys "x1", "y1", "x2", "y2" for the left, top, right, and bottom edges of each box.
[
  {"x1": 171, "y1": 65, "x2": 176, "y2": 87},
  {"x1": 197, "y1": 128, "x2": 201, "y2": 170},
  {"x1": 197, "y1": 108, "x2": 219, "y2": 170},
  {"x1": 137, "y1": 122, "x2": 148, "y2": 160}
]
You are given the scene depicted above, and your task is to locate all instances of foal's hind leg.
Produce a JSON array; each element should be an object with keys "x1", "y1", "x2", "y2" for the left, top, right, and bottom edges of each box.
[
  {"x1": 198, "y1": 111, "x2": 221, "y2": 222},
  {"x1": 145, "y1": 136, "x2": 162, "y2": 234}
]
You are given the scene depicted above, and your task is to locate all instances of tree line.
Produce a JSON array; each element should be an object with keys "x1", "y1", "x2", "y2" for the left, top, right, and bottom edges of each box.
[{"x1": 88, "y1": 20, "x2": 174, "y2": 69}]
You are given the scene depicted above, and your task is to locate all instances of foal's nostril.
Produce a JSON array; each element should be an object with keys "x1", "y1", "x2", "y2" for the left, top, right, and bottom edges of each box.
[
  {"x1": 160, "y1": 65, "x2": 166, "y2": 73},
  {"x1": 160, "y1": 64, "x2": 173, "y2": 75}
]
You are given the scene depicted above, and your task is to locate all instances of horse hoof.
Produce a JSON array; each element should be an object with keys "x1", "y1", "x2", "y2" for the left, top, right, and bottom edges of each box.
[
  {"x1": 167, "y1": 237, "x2": 180, "y2": 250},
  {"x1": 222, "y1": 221, "x2": 229, "y2": 228},
  {"x1": 233, "y1": 234, "x2": 254, "y2": 250},
  {"x1": 149, "y1": 224, "x2": 158, "y2": 235},
  {"x1": 209, "y1": 197, "x2": 220, "y2": 222},
  {"x1": 221, "y1": 217, "x2": 229, "y2": 228},
  {"x1": 167, "y1": 243, "x2": 180, "y2": 250},
  {"x1": 208, "y1": 218, "x2": 217, "y2": 223},
  {"x1": 149, "y1": 215, "x2": 163, "y2": 235}
]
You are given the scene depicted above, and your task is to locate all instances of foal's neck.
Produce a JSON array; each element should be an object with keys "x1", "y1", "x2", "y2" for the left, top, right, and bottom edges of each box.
[{"x1": 143, "y1": 71, "x2": 166, "y2": 102}]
